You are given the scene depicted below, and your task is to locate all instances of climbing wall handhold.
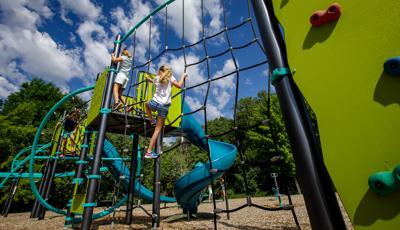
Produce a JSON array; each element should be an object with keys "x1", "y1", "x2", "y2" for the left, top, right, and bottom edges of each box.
[
  {"x1": 368, "y1": 164, "x2": 400, "y2": 196},
  {"x1": 310, "y1": 3, "x2": 342, "y2": 27},
  {"x1": 384, "y1": 57, "x2": 400, "y2": 76}
]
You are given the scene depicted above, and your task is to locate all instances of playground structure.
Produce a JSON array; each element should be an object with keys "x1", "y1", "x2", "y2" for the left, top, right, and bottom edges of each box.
[{"x1": 1, "y1": 0, "x2": 399, "y2": 229}]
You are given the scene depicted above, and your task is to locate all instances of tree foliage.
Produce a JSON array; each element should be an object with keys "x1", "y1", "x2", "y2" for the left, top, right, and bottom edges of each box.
[{"x1": 0, "y1": 78, "x2": 85, "y2": 211}]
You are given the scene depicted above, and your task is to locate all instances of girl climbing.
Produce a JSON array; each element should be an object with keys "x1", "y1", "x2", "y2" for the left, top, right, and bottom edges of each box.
[
  {"x1": 111, "y1": 47, "x2": 133, "y2": 110},
  {"x1": 144, "y1": 64, "x2": 187, "y2": 159}
]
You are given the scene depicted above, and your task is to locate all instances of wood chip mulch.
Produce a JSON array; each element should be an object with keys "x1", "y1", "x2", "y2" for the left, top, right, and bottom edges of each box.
[{"x1": 0, "y1": 195, "x2": 354, "y2": 229}]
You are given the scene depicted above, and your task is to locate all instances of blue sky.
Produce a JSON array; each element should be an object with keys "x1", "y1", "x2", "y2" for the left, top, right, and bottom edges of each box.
[{"x1": 0, "y1": 0, "x2": 271, "y2": 120}]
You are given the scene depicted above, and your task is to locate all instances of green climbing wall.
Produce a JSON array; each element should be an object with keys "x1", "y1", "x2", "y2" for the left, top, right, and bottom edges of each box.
[
  {"x1": 271, "y1": 0, "x2": 400, "y2": 229},
  {"x1": 87, "y1": 68, "x2": 108, "y2": 126}
]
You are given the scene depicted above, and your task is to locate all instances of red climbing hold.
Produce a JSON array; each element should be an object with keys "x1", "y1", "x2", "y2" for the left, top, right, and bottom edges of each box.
[{"x1": 310, "y1": 3, "x2": 342, "y2": 27}]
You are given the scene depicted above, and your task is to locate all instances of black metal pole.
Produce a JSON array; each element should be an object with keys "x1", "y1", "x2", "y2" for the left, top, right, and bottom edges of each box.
[
  {"x1": 38, "y1": 154, "x2": 59, "y2": 219},
  {"x1": 35, "y1": 158, "x2": 55, "y2": 219},
  {"x1": 151, "y1": 128, "x2": 163, "y2": 228},
  {"x1": 64, "y1": 130, "x2": 92, "y2": 227},
  {"x1": 81, "y1": 34, "x2": 122, "y2": 230},
  {"x1": 126, "y1": 133, "x2": 139, "y2": 225},
  {"x1": 286, "y1": 188, "x2": 301, "y2": 229},
  {"x1": 222, "y1": 175, "x2": 229, "y2": 220},
  {"x1": 251, "y1": 1, "x2": 346, "y2": 229},
  {"x1": 38, "y1": 126, "x2": 65, "y2": 220},
  {"x1": 1, "y1": 173, "x2": 21, "y2": 217},
  {"x1": 30, "y1": 159, "x2": 50, "y2": 218},
  {"x1": 35, "y1": 121, "x2": 65, "y2": 219}
]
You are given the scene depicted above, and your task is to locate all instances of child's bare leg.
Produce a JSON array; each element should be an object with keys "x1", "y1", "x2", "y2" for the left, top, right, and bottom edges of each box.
[
  {"x1": 146, "y1": 117, "x2": 165, "y2": 153},
  {"x1": 113, "y1": 84, "x2": 120, "y2": 104},
  {"x1": 145, "y1": 102, "x2": 154, "y2": 122},
  {"x1": 118, "y1": 87, "x2": 125, "y2": 105}
]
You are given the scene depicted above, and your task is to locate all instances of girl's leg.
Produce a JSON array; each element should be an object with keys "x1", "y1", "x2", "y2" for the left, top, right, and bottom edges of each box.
[
  {"x1": 146, "y1": 117, "x2": 165, "y2": 153},
  {"x1": 112, "y1": 84, "x2": 120, "y2": 105},
  {"x1": 118, "y1": 87, "x2": 125, "y2": 105},
  {"x1": 145, "y1": 102, "x2": 154, "y2": 122}
]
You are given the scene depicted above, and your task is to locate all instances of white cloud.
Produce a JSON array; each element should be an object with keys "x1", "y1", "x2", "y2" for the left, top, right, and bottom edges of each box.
[
  {"x1": 0, "y1": 0, "x2": 52, "y2": 30},
  {"x1": 210, "y1": 59, "x2": 237, "y2": 110},
  {"x1": 203, "y1": 0, "x2": 224, "y2": 35},
  {"x1": 110, "y1": 0, "x2": 161, "y2": 65},
  {"x1": 0, "y1": 75, "x2": 19, "y2": 99},
  {"x1": 185, "y1": 96, "x2": 222, "y2": 120},
  {"x1": 0, "y1": 0, "x2": 85, "y2": 98},
  {"x1": 26, "y1": 0, "x2": 53, "y2": 18},
  {"x1": 158, "y1": 53, "x2": 207, "y2": 95},
  {"x1": 244, "y1": 78, "x2": 252, "y2": 85},
  {"x1": 185, "y1": 95, "x2": 203, "y2": 111},
  {"x1": 0, "y1": 25, "x2": 84, "y2": 83},
  {"x1": 77, "y1": 21, "x2": 111, "y2": 80},
  {"x1": 155, "y1": 0, "x2": 223, "y2": 43},
  {"x1": 59, "y1": 0, "x2": 101, "y2": 24}
]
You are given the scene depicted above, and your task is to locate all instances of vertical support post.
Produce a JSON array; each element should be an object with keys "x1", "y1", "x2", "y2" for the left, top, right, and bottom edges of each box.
[
  {"x1": 1, "y1": 173, "x2": 21, "y2": 217},
  {"x1": 126, "y1": 133, "x2": 139, "y2": 225},
  {"x1": 38, "y1": 126, "x2": 65, "y2": 220},
  {"x1": 81, "y1": 34, "x2": 122, "y2": 230},
  {"x1": 30, "y1": 159, "x2": 50, "y2": 218},
  {"x1": 286, "y1": 187, "x2": 301, "y2": 229},
  {"x1": 38, "y1": 155, "x2": 59, "y2": 219},
  {"x1": 64, "y1": 130, "x2": 92, "y2": 227},
  {"x1": 151, "y1": 128, "x2": 163, "y2": 228},
  {"x1": 222, "y1": 175, "x2": 230, "y2": 220},
  {"x1": 251, "y1": 1, "x2": 346, "y2": 229}
]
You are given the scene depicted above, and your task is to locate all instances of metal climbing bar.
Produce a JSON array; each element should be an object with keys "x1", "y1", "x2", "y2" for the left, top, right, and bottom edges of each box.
[{"x1": 80, "y1": 35, "x2": 122, "y2": 230}]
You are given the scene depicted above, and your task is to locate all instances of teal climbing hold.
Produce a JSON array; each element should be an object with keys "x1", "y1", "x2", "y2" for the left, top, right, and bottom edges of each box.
[
  {"x1": 271, "y1": 68, "x2": 291, "y2": 85},
  {"x1": 368, "y1": 164, "x2": 400, "y2": 196}
]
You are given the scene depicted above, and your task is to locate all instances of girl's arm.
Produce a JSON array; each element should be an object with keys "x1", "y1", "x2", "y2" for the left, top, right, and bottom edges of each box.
[
  {"x1": 172, "y1": 73, "x2": 187, "y2": 89},
  {"x1": 111, "y1": 52, "x2": 123, "y2": 63},
  {"x1": 144, "y1": 74, "x2": 154, "y2": 83}
]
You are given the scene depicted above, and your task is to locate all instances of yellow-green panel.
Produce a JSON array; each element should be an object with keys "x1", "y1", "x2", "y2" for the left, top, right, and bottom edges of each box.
[
  {"x1": 88, "y1": 131, "x2": 97, "y2": 156},
  {"x1": 272, "y1": 1, "x2": 400, "y2": 229},
  {"x1": 61, "y1": 125, "x2": 85, "y2": 154},
  {"x1": 50, "y1": 124, "x2": 62, "y2": 156},
  {"x1": 87, "y1": 68, "x2": 109, "y2": 126},
  {"x1": 70, "y1": 193, "x2": 86, "y2": 214},
  {"x1": 135, "y1": 71, "x2": 182, "y2": 127}
]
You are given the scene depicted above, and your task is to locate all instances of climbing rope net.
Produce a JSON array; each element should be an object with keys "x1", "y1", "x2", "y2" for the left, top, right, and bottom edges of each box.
[
  {"x1": 113, "y1": 0, "x2": 299, "y2": 228},
  {"x1": 25, "y1": 0, "x2": 300, "y2": 228}
]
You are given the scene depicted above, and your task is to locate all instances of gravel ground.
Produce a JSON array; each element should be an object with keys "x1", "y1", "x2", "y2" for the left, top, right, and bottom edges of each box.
[{"x1": 0, "y1": 195, "x2": 353, "y2": 229}]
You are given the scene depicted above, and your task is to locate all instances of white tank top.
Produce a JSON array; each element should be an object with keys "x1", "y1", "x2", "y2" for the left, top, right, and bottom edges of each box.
[{"x1": 152, "y1": 75, "x2": 176, "y2": 105}]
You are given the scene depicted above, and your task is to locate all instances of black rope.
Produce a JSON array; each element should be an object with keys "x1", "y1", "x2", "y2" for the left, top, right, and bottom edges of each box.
[
  {"x1": 131, "y1": 17, "x2": 255, "y2": 69},
  {"x1": 198, "y1": 1, "x2": 218, "y2": 229}
]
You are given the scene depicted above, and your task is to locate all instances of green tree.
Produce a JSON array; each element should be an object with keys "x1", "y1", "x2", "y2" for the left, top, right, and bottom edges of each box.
[{"x1": 0, "y1": 78, "x2": 86, "y2": 212}]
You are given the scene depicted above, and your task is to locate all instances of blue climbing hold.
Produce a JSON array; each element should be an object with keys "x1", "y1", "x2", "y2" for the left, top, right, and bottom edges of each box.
[{"x1": 384, "y1": 57, "x2": 400, "y2": 76}]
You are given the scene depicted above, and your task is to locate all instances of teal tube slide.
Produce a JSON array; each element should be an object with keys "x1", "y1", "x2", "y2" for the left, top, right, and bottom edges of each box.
[
  {"x1": 102, "y1": 139, "x2": 175, "y2": 203},
  {"x1": 174, "y1": 103, "x2": 238, "y2": 214}
]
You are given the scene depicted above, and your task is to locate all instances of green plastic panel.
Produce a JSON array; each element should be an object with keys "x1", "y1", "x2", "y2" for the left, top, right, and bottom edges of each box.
[
  {"x1": 50, "y1": 124, "x2": 62, "y2": 156},
  {"x1": 271, "y1": 1, "x2": 400, "y2": 229},
  {"x1": 87, "y1": 68, "x2": 109, "y2": 126}
]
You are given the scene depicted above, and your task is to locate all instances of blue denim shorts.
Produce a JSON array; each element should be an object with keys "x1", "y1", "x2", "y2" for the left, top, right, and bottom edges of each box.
[{"x1": 148, "y1": 99, "x2": 170, "y2": 118}]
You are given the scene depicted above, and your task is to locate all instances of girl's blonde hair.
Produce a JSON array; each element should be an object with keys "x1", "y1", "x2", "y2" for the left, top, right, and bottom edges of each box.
[{"x1": 158, "y1": 65, "x2": 172, "y2": 84}]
